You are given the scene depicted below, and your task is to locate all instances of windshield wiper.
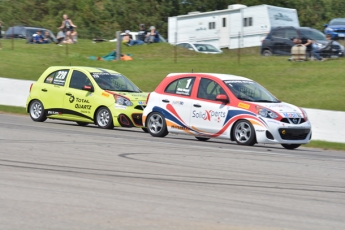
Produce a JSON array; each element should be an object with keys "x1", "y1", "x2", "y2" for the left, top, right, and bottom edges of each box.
[{"x1": 254, "y1": 99, "x2": 280, "y2": 103}]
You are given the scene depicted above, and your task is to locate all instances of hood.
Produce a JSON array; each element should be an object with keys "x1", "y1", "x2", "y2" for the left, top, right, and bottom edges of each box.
[{"x1": 256, "y1": 102, "x2": 304, "y2": 118}]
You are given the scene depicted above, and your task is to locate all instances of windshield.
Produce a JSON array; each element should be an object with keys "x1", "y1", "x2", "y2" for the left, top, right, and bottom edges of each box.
[
  {"x1": 299, "y1": 28, "x2": 325, "y2": 40},
  {"x1": 224, "y1": 80, "x2": 280, "y2": 103},
  {"x1": 330, "y1": 19, "x2": 345, "y2": 26},
  {"x1": 194, "y1": 44, "x2": 220, "y2": 52},
  {"x1": 91, "y1": 72, "x2": 141, "y2": 92}
]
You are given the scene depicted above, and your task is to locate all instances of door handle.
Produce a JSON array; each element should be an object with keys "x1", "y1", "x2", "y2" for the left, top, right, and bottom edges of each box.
[
  {"x1": 66, "y1": 93, "x2": 72, "y2": 96},
  {"x1": 162, "y1": 99, "x2": 170, "y2": 103},
  {"x1": 41, "y1": 89, "x2": 47, "y2": 92},
  {"x1": 193, "y1": 104, "x2": 202, "y2": 108}
]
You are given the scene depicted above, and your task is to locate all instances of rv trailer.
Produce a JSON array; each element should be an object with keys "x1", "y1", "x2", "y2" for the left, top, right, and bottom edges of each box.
[{"x1": 168, "y1": 4, "x2": 300, "y2": 49}]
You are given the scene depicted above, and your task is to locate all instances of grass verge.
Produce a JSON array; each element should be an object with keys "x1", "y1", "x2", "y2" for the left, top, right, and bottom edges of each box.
[
  {"x1": 0, "y1": 39, "x2": 345, "y2": 111},
  {"x1": 0, "y1": 105, "x2": 344, "y2": 151},
  {"x1": 0, "y1": 105, "x2": 27, "y2": 114}
]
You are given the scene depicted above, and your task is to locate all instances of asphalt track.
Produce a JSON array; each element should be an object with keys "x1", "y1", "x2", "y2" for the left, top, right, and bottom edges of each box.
[{"x1": 0, "y1": 114, "x2": 345, "y2": 230}]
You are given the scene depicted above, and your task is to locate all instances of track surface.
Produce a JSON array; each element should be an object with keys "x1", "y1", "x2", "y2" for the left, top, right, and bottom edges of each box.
[{"x1": 0, "y1": 114, "x2": 345, "y2": 230}]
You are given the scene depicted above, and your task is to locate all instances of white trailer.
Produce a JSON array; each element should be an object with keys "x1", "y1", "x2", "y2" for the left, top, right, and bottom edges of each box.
[{"x1": 168, "y1": 4, "x2": 299, "y2": 49}]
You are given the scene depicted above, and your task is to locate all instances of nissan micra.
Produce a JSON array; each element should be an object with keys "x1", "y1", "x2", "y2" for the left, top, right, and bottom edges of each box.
[
  {"x1": 142, "y1": 73, "x2": 312, "y2": 149},
  {"x1": 26, "y1": 66, "x2": 148, "y2": 130}
]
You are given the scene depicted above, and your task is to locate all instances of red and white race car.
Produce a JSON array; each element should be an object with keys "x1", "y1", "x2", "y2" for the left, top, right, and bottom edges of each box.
[{"x1": 142, "y1": 73, "x2": 312, "y2": 150}]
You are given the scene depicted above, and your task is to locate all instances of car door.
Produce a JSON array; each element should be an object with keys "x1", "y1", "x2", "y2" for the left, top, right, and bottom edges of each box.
[
  {"x1": 62, "y1": 69, "x2": 95, "y2": 122},
  {"x1": 271, "y1": 28, "x2": 290, "y2": 55},
  {"x1": 162, "y1": 77, "x2": 195, "y2": 134},
  {"x1": 39, "y1": 69, "x2": 69, "y2": 115},
  {"x1": 189, "y1": 78, "x2": 229, "y2": 136},
  {"x1": 284, "y1": 28, "x2": 298, "y2": 54}
]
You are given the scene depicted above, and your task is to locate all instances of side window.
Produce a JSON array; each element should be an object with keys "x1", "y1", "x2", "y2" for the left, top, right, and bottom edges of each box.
[
  {"x1": 69, "y1": 70, "x2": 92, "y2": 90},
  {"x1": 272, "y1": 29, "x2": 285, "y2": 38},
  {"x1": 164, "y1": 77, "x2": 195, "y2": 96},
  {"x1": 185, "y1": 44, "x2": 193, "y2": 49},
  {"x1": 44, "y1": 69, "x2": 69, "y2": 86},
  {"x1": 243, "y1": 17, "x2": 253, "y2": 27},
  {"x1": 197, "y1": 78, "x2": 225, "y2": 101},
  {"x1": 208, "y1": 22, "x2": 216, "y2": 30},
  {"x1": 286, "y1": 29, "x2": 298, "y2": 39},
  {"x1": 222, "y1": 17, "x2": 226, "y2": 27}
]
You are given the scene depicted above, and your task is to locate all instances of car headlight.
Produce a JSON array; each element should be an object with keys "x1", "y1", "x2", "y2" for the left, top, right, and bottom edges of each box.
[
  {"x1": 316, "y1": 43, "x2": 324, "y2": 48},
  {"x1": 327, "y1": 28, "x2": 334, "y2": 31},
  {"x1": 256, "y1": 106, "x2": 278, "y2": 119},
  {"x1": 115, "y1": 95, "x2": 133, "y2": 106},
  {"x1": 300, "y1": 108, "x2": 308, "y2": 121}
]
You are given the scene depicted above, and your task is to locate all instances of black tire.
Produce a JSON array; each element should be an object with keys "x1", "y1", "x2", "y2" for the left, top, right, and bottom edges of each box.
[
  {"x1": 281, "y1": 144, "x2": 301, "y2": 150},
  {"x1": 95, "y1": 107, "x2": 114, "y2": 129},
  {"x1": 29, "y1": 100, "x2": 47, "y2": 122},
  {"x1": 232, "y1": 120, "x2": 256, "y2": 146},
  {"x1": 142, "y1": 128, "x2": 149, "y2": 133},
  {"x1": 76, "y1": 122, "x2": 88, "y2": 126},
  {"x1": 262, "y1": 49, "x2": 272, "y2": 56},
  {"x1": 146, "y1": 112, "x2": 168, "y2": 137},
  {"x1": 195, "y1": 137, "x2": 210, "y2": 141}
]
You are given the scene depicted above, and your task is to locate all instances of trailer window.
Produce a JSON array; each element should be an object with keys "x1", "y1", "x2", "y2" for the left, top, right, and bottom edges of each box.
[
  {"x1": 209, "y1": 22, "x2": 216, "y2": 30},
  {"x1": 222, "y1": 18, "x2": 226, "y2": 27},
  {"x1": 244, "y1": 17, "x2": 253, "y2": 27}
]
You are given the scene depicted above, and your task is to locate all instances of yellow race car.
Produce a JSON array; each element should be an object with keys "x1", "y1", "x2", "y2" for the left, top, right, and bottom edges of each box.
[{"x1": 26, "y1": 66, "x2": 148, "y2": 131}]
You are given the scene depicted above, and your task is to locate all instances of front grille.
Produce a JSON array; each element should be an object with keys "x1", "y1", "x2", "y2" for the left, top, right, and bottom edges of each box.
[
  {"x1": 131, "y1": 113, "x2": 143, "y2": 126},
  {"x1": 134, "y1": 105, "x2": 146, "y2": 110},
  {"x1": 334, "y1": 30, "x2": 345, "y2": 33},
  {"x1": 266, "y1": 131, "x2": 274, "y2": 140},
  {"x1": 280, "y1": 118, "x2": 306, "y2": 124},
  {"x1": 279, "y1": 128, "x2": 310, "y2": 140}
]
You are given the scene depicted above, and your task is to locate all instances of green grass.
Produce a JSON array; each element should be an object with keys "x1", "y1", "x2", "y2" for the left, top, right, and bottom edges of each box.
[
  {"x1": 305, "y1": 140, "x2": 345, "y2": 151},
  {"x1": 0, "y1": 39, "x2": 345, "y2": 111},
  {"x1": 0, "y1": 105, "x2": 27, "y2": 114}
]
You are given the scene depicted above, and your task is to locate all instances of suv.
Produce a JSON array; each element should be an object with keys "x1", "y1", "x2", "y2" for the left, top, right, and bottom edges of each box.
[
  {"x1": 261, "y1": 26, "x2": 344, "y2": 57},
  {"x1": 5, "y1": 26, "x2": 57, "y2": 43}
]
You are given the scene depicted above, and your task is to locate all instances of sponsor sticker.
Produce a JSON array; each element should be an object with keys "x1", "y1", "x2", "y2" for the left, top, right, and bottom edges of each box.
[
  {"x1": 138, "y1": 101, "x2": 147, "y2": 105},
  {"x1": 172, "y1": 101, "x2": 184, "y2": 105},
  {"x1": 115, "y1": 105, "x2": 127, "y2": 110},
  {"x1": 102, "y1": 92, "x2": 110, "y2": 97},
  {"x1": 283, "y1": 113, "x2": 300, "y2": 118},
  {"x1": 238, "y1": 102, "x2": 250, "y2": 109}
]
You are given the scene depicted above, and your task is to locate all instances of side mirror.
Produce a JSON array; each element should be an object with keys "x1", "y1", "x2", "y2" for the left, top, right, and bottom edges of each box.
[
  {"x1": 324, "y1": 24, "x2": 328, "y2": 27},
  {"x1": 216, "y1": 94, "x2": 229, "y2": 103},
  {"x1": 83, "y1": 85, "x2": 94, "y2": 92}
]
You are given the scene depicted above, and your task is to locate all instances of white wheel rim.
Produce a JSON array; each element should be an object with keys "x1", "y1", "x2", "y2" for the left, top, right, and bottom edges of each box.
[
  {"x1": 97, "y1": 109, "x2": 110, "y2": 127},
  {"x1": 234, "y1": 121, "x2": 252, "y2": 143},
  {"x1": 148, "y1": 114, "x2": 163, "y2": 134},
  {"x1": 30, "y1": 101, "x2": 42, "y2": 119}
]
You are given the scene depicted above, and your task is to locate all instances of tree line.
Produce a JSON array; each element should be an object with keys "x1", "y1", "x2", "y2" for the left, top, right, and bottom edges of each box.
[{"x1": 1, "y1": 0, "x2": 345, "y2": 39}]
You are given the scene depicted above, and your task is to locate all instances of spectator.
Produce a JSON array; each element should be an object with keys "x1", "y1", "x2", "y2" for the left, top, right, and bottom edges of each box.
[
  {"x1": 145, "y1": 26, "x2": 160, "y2": 43},
  {"x1": 33, "y1": 30, "x2": 48, "y2": 44},
  {"x1": 0, "y1": 21, "x2": 3, "y2": 39},
  {"x1": 43, "y1": 30, "x2": 53, "y2": 43},
  {"x1": 58, "y1": 14, "x2": 77, "y2": 44},
  {"x1": 56, "y1": 29, "x2": 65, "y2": 45},
  {"x1": 71, "y1": 30, "x2": 78, "y2": 43},
  {"x1": 122, "y1": 30, "x2": 132, "y2": 46},
  {"x1": 137, "y1": 24, "x2": 147, "y2": 42}
]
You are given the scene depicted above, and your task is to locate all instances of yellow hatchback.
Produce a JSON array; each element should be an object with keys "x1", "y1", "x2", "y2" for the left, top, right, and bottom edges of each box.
[{"x1": 26, "y1": 66, "x2": 148, "y2": 130}]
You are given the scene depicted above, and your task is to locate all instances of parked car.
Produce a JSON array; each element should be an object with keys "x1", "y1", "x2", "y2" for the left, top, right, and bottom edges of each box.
[
  {"x1": 261, "y1": 26, "x2": 344, "y2": 57},
  {"x1": 5, "y1": 26, "x2": 57, "y2": 43},
  {"x1": 176, "y1": 42, "x2": 223, "y2": 54},
  {"x1": 109, "y1": 31, "x2": 167, "y2": 43},
  {"x1": 324, "y1": 18, "x2": 345, "y2": 40},
  {"x1": 142, "y1": 73, "x2": 311, "y2": 150},
  {"x1": 26, "y1": 66, "x2": 148, "y2": 131}
]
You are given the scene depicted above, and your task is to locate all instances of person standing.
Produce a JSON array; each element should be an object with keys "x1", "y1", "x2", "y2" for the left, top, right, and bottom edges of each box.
[
  {"x1": 58, "y1": 14, "x2": 77, "y2": 44},
  {"x1": 0, "y1": 21, "x2": 3, "y2": 38}
]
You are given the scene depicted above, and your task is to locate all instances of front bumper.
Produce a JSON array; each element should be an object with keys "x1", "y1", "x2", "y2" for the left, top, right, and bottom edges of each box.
[
  {"x1": 255, "y1": 118, "x2": 312, "y2": 144},
  {"x1": 109, "y1": 104, "x2": 145, "y2": 128}
]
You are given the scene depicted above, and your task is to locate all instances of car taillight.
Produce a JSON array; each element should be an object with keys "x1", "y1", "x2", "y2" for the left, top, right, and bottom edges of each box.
[
  {"x1": 29, "y1": 83, "x2": 33, "y2": 92},
  {"x1": 146, "y1": 93, "x2": 151, "y2": 105}
]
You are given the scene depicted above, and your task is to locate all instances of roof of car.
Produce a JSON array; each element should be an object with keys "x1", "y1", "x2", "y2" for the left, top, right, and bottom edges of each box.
[
  {"x1": 47, "y1": 66, "x2": 121, "y2": 74},
  {"x1": 167, "y1": 73, "x2": 251, "y2": 81}
]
